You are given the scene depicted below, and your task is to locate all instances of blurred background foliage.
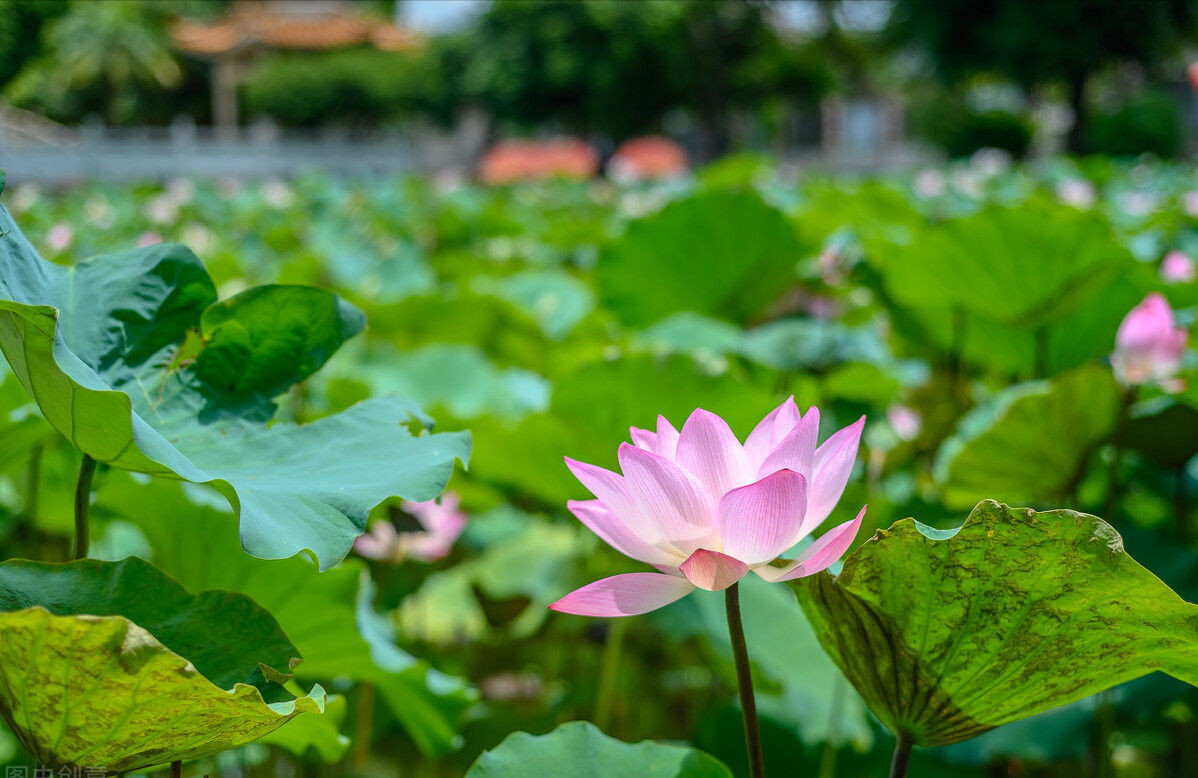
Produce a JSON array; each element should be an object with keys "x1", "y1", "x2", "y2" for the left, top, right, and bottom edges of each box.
[
  {"x1": 2, "y1": 148, "x2": 1198, "y2": 777},
  {"x1": 0, "y1": 0, "x2": 1196, "y2": 160},
  {"x1": 3, "y1": 1, "x2": 1198, "y2": 777}
]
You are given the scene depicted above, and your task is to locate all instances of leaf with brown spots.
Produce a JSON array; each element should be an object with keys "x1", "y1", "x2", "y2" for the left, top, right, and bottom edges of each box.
[{"x1": 790, "y1": 500, "x2": 1198, "y2": 747}]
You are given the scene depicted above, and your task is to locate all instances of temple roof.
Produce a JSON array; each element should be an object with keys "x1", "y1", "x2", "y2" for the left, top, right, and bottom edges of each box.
[{"x1": 171, "y1": 1, "x2": 421, "y2": 56}]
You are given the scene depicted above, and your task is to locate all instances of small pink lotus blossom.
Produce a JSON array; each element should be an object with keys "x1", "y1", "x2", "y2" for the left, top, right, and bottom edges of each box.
[
  {"x1": 354, "y1": 492, "x2": 467, "y2": 564},
  {"x1": 1111, "y1": 293, "x2": 1188, "y2": 387},
  {"x1": 1056, "y1": 179, "x2": 1096, "y2": 209},
  {"x1": 1161, "y1": 251, "x2": 1196, "y2": 284},
  {"x1": 1183, "y1": 190, "x2": 1198, "y2": 217},
  {"x1": 550, "y1": 399, "x2": 866, "y2": 617},
  {"x1": 137, "y1": 231, "x2": 164, "y2": 247},
  {"x1": 46, "y1": 223, "x2": 73, "y2": 254},
  {"x1": 914, "y1": 169, "x2": 946, "y2": 198},
  {"x1": 145, "y1": 193, "x2": 178, "y2": 225},
  {"x1": 886, "y1": 405, "x2": 922, "y2": 442}
]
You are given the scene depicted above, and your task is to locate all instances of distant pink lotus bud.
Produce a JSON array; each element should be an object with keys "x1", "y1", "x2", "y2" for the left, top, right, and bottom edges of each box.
[
  {"x1": 1183, "y1": 190, "x2": 1198, "y2": 217},
  {"x1": 1120, "y1": 191, "x2": 1157, "y2": 217},
  {"x1": 1056, "y1": 179, "x2": 1096, "y2": 208},
  {"x1": 550, "y1": 400, "x2": 866, "y2": 617},
  {"x1": 137, "y1": 231, "x2": 164, "y2": 247},
  {"x1": 1111, "y1": 293, "x2": 1188, "y2": 386},
  {"x1": 145, "y1": 194, "x2": 178, "y2": 225},
  {"x1": 46, "y1": 223, "x2": 73, "y2": 254},
  {"x1": 886, "y1": 405, "x2": 922, "y2": 442},
  {"x1": 804, "y1": 295, "x2": 841, "y2": 320},
  {"x1": 914, "y1": 169, "x2": 946, "y2": 198},
  {"x1": 1161, "y1": 251, "x2": 1196, "y2": 284},
  {"x1": 354, "y1": 492, "x2": 467, "y2": 564}
]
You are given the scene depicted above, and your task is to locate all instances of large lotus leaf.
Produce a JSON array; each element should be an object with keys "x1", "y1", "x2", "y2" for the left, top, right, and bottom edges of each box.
[
  {"x1": 258, "y1": 694, "x2": 349, "y2": 763},
  {"x1": 793, "y1": 180, "x2": 924, "y2": 261},
  {"x1": 0, "y1": 721, "x2": 14, "y2": 763},
  {"x1": 883, "y1": 203, "x2": 1150, "y2": 376},
  {"x1": 0, "y1": 557, "x2": 325, "y2": 773},
  {"x1": 789, "y1": 501, "x2": 1198, "y2": 747},
  {"x1": 633, "y1": 314, "x2": 893, "y2": 373},
  {"x1": 473, "y1": 269, "x2": 596, "y2": 340},
  {"x1": 325, "y1": 342, "x2": 550, "y2": 423},
  {"x1": 0, "y1": 366, "x2": 55, "y2": 475},
  {"x1": 0, "y1": 204, "x2": 469, "y2": 568},
  {"x1": 935, "y1": 363, "x2": 1122, "y2": 509},
  {"x1": 465, "y1": 721, "x2": 733, "y2": 778},
  {"x1": 597, "y1": 191, "x2": 806, "y2": 327},
  {"x1": 885, "y1": 203, "x2": 1133, "y2": 328},
  {"x1": 469, "y1": 354, "x2": 780, "y2": 505},
  {"x1": 93, "y1": 473, "x2": 476, "y2": 756}
]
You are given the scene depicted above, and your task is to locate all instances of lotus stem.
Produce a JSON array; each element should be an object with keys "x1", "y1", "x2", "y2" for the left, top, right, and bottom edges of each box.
[
  {"x1": 73, "y1": 454, "x2": 98, "y2": 561},
  {"x1": 170, "y1": 761, "x2": 181, "y2": 778},
  {"x1": 1104, "y1": 386, "x2": 1136, "y2": 520},
  {"x1": 889, "y1": 733, "x2": 913, "y2": 778},
  {"x1": 1176, "y1": 466, "x2": 1191, "y2": 545},
  {"x1": 19, "y1": 442, "x2": 41, "y2": 542},
  {"x1": 353, "y1": 681, "x2": 375, "y2": 773},
  {"x1": 594, "y1": 616, "x2": 628, "y2": 732},
  {"x1": 816, "y1": 677, "x2": 844, "y2": 778},
  {"x1": 725, "y1": 582, "x2": 765, "y2": 778}
]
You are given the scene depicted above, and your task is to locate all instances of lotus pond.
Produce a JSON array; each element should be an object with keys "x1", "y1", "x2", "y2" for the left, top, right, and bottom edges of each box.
[{"x1": 1, "y1": 152, "x2": 1197, "y2": 778}]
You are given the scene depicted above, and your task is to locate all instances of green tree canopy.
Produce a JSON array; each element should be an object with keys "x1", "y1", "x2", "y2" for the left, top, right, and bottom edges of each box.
[
  {"x1": 891, "y1": 0, "x2": 1198, "y2": 152},
  {"x1": 449, "y1": 0, "x2": 831, "y2": 153}
]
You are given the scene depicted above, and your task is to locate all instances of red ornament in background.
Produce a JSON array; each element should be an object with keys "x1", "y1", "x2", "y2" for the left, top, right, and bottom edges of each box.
[
  {"x1": 1187, "y1": 61, "x2": 1198, "y2": 91},
  {"x1": 608, "y1": 136, "x2": 689, "y2": 182},
  {"x1": 479, "y1": 138, "x2": 599, "y2": 184}
]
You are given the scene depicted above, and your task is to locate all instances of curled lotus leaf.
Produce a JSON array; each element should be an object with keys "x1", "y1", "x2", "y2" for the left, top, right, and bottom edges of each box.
[
  {"x1": 0, "y1": 197, "x2": 469, "y2": 569},
  {"x1": 790, "y1": 501, "x2": 1198, "y2": 747},
  {"x1": 465, "y1": 721, "x2": 733, "y2": 778},
  {"x1": 0, "y1": 558, "x2": 325, "y2": 773}
]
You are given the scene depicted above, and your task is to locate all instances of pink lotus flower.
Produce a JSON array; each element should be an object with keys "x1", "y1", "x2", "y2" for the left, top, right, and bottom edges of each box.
[
  {"x1": 1056, "y1": 179, "x2": 1096, "y2": 209},
  {"x1": 354, "y1": 492, "x2": 467, "y2": 563},
  {"x1": 1111, "y1": 293, "x2": 1188, "y2": 387},
  {"x1": 886, "y1": 404, "x2": 922, "y2": 442},
  {"x1": 45, "y1": 223, "x2": 74, "y2": 254},
  {"x1": 1183, "y1": 190, "x2": 1198, "y2": 217},
  {"x1": 550, "y1": 400, "x2": 866, "y2": 617},
  {"x1": 1161, "y1": 251, "x2": 1196, "y2": 284},
  {"x1": 136, "y1": 231, "x2": 164, "y2": 248}
]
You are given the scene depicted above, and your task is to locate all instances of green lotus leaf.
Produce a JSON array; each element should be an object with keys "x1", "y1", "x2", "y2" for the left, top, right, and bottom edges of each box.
[
  {"x1": 789, "y1": 501, "x2": 1198, "y2": 747},
  {"x1": 0, "y1": 203, "x2": 470, "y2": 568},
  {"x1": 258, "y1": 693, "x2": 349, "y2": 763},
  {"x1": 465, "y1": 721, "x2": 733, "y2": 778},
  {"x1": 883, "y1": 203, "x2": 1150, "y2": 376},
  {"x1": 597, "y1": 191, "x2": 807, "y2": 327},
  {"x1": 94, "y1": 473, "x2": 477, "y2": 756},
  {"x1": 469, "y1": 354, "x2": 780, "y2": 506},
  {"x1": 0, "y1": 557, "x2": 325, "y2": 773},
  {"x1": 935, "y1": 363, "x2": 1122, "y2": 509},
  {"x1": 885, "y1": 204, "x2": 1133, "y2": 328}
]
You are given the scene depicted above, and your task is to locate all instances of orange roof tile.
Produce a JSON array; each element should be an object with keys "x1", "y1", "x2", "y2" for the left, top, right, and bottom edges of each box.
[
  {"x1": 171, "y1": 8, "x2": 421, "y2": 55},
  {"x1": 479, "y1": 139, "x2": 600, "y2": 184}
]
